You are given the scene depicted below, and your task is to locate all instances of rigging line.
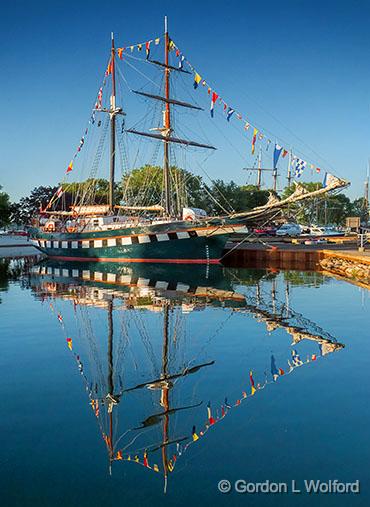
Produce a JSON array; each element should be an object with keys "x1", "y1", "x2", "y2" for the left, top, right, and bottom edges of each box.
[
  {"x1": 235, "y1": 87, "x2": 337, "y2": 172},
  {"x1": 119, "y1": 56, "x2": 161, "y2": 90},
  {"x1": 174, "y1": 41, "x2": 337, "y2": 174},
  {"x1": 176, "y1": 77, "x2": 335, "y2": 177},
  {"x1": 194, "y1": 161, "x2": 235, "y2": 213},
  {"x1": 219, "y1": 209, "x2": 283, "y2": 261}
]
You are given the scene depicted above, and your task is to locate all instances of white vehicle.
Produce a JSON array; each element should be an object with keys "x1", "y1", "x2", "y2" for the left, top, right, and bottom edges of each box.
[
  {"x1": 276, "y1": 223, "x2": 301, "y2": 237},
  {"x1": 310, "y1": 226, "x2": 342, "y2": 236}
]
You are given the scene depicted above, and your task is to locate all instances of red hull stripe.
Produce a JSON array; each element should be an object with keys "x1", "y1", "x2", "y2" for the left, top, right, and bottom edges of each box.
[{"x1": 49, "y1": 255, "x2": 221, "y2": 264}]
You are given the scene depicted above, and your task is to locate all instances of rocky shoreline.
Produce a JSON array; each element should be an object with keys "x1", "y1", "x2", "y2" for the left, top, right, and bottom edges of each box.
[{"x1": 320, "y1": 256, "x2": 370, "y2": 285}]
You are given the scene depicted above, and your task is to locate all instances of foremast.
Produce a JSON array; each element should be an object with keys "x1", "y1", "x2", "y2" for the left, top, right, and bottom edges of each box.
[{"x1": 109, "y1": 33, "x2": 116, "y2": 213}]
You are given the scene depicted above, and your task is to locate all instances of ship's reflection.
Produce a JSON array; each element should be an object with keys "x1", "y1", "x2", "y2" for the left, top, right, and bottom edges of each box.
[{"x1": 29, "y1": 261, "x2": 344, "y2": 491}]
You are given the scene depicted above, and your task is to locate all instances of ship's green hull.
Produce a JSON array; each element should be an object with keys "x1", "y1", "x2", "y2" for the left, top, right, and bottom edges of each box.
[{"x1": 29, "y1": 220, "x2": 245, "y2": 264}]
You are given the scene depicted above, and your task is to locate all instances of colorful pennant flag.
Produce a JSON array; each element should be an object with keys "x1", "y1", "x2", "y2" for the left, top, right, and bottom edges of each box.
[
  {"x1": 210, "y1": 92, "x2": 218, "y2": 117},
  {"x1": 251, "y1": 128, "x2": 258, "y2": 154},
  {"x1": 192, "y1": 425, "x2": 199, "y2": 441},
  {"x1": 66, "y1": 160, "x2": 73, "y2": 173},
  {"x1": 145, "y1": 41, "x2": 151, "y2": 59},
  {"x1": 193, "y1": 73, "x2": 202, "y2": 89},
  {"x1": 207, "y1": 402, "x2": 216, "y2": 424},
  {"x1": 226, "y1": 107, "x2": 235, "y2": 122},
  {"x1": 294, "y1": 158, "x2": 306, "y2": 178},
  {"x1": 271, "y1": 354, "x2": 279, "y2": 381},
  {"x1": 273, "y1": 144, "x2": 283, "y2": 168},
  {"x1": 66, "y1": 338, "x2": 73, "y2": 351},
  {"x1": 249, "y1": 370, "x2": 256, "y2": 395}
]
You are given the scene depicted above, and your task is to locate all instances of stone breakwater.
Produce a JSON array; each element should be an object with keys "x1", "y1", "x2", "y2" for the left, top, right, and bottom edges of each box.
[{"x1": 320, "y1": 256, "x2": 370, "y2": 285}]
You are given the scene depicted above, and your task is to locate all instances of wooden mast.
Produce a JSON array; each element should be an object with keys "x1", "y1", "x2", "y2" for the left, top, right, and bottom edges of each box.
[
  {"x1": 109, "y1": 33, "x2": 116, "y2": 212},
  {"x1": 163, "y1": 16, "x2": 171, "y2": 216},
  {"x1": 107, "y1": 298, "x2": 114, "y2": 470},
  {"x1": 161, "y1": 302, "x2": 170, "y2": 492}
]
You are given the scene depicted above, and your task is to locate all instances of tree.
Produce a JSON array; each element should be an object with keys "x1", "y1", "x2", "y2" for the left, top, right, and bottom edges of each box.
[
  {"x1": 351, "y1": 197, "x2": 369, "y2": 223},
  {"x1": 11, "y1": 186, "x2": 58, "y2": 225},
  {"x1": 121, "y1": 165, "x2": 210, "y2": 213},
  {"x1": 209, "y1": 181, "x2": 270, "y2": 213},
  {"x1": 0, "y1": 186, "x2": 11, "y2": 228}
]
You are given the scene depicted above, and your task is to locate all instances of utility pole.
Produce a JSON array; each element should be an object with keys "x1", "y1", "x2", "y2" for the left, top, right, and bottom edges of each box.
[
  {"x1": 257, "y1": 146, "x2": 262, "y2": 189},
  {"x1": 287, "y1": 148, "x2": 292, "y2": 188},
  {"x1": 364, "y1": 160, "x2": 369, "y2": 224}
]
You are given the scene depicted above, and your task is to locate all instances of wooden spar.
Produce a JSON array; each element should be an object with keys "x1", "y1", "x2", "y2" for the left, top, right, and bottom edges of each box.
[
  {"x1": 109, "y1": 33, "x2": 116, "y2": 213},
  {"x1": 147, "y1": 60, "x2": 191, "y2": 74},
  {"x1": 132, "y1": 90, "x2": 203, "y2": 110},
  {"x1": 163, "y1": 17, "x2": 171, "y2": 217},
  {"x1": 126, "y1": 129, "x2": 216, "y2": 150},
  {"x1": 114, "y1": 204, "x2": 164, "y2": 211}
]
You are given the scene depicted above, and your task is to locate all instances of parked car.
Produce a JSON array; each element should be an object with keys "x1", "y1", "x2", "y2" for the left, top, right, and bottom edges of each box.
[
  {"x1": 310, "y1": 226, "x2": 342, "y2": 237},
  {"x1": 276, "y1": 223, "x2": 301, "y2": 237},
  {"x1": 298, "y1": 224, "x2": 311, "y2": 234},
  {"x1": 253, "y1": 226, "x2": 276, "y2": 236}
]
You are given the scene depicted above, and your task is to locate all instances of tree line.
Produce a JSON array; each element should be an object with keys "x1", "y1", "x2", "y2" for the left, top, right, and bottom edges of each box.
[{"x1": 1, "y1": 165, "x2": 368, "y2": 227}]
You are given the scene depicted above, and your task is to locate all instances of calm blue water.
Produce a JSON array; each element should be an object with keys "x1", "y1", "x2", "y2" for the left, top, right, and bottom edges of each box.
[{"x1": 0, "y1": 259, "x2": 369, "y2": 507}]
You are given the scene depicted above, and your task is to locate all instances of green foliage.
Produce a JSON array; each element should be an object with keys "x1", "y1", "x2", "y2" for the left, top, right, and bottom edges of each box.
[
  {"x1": 11, "y1": 186, "x2": 58, "y2": 225},
  {"x1": 350, "y1": 197, "x2": 369, "y2": 223},
  {"x1": 121, "y1": 165, "x2": 208, "y2": 212},
  {"x1": 0, "y1": 186, "x2": 11, "y2": 228}
]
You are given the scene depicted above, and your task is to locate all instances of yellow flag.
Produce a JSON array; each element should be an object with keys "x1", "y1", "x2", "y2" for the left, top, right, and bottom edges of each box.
[
  {"x1": 192, "y1": 432, "x2": 199, "y2": 442},
  {"x1": 155, "y1": 38, "x2": 160, "y2": 45},
  {"x1": 251, "y1": 128, "x2": 258, "y2": 155}
]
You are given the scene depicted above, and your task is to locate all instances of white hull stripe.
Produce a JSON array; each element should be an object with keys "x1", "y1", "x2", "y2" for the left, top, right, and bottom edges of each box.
[
  {"x1": 30, "y1": 265, "x2": 245, "y2": 300},
  {"x1": 34, "y1": 226, "x2": 244, "y2": 250}
]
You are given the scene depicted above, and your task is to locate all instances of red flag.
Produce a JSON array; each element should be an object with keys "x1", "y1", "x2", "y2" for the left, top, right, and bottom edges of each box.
[
  {"x1": 282, "y1": 149, "x2": 288, "y2": 158},
  {"x1": 66, "y1": 160, "x2": 73, "y2": 173},
  {"x1": 251, "y1": 128, "x2": 258, "y2": 155}
]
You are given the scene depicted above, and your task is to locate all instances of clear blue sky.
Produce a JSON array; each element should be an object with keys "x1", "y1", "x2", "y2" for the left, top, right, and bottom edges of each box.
[{"x1": 1, "y1": 0, "x2": 369, "y2": 201}]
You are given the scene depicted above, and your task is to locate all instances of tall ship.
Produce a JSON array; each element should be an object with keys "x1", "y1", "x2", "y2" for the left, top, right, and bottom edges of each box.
[{"x1": 29, "y1": 18, "x2": 347, "y2": 264}]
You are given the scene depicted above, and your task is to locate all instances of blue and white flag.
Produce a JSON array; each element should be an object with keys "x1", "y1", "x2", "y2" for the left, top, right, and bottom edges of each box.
[
  {"x1": 292, "y1": 349, "x2": 303, "y2": 366},
  {"x1": 294, "y1": 158, "x2": 306, "y2": 178},
  {"x1": 271, "y1": 354, "x2": 279, "y2": 382},
  {"x1": 226, "y1": 107, "x2": 235, "y2": 122},
  {"x1": 273, "y1": 144, "x2": 283, "y2": 168},
  {"x1": 178, "y1": 54, "x2": 185, "y2": 69}
]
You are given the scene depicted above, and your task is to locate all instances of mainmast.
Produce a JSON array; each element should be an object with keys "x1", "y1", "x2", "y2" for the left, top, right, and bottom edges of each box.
[
  {"x1": 163, "y1": 16, "x2": 171, "y2": 216},
  {"x1": 161, "y1": 302, "x2": 170, "y2": 492},
  {"x1": 109, "y1": 33, "x2": 116, "y2": 212}
]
